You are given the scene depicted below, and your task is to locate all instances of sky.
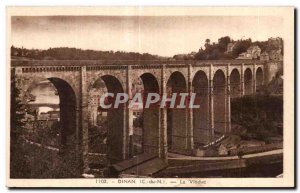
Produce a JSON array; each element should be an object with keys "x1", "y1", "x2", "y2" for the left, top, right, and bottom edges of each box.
[{"x1": 11, "y1": 16, "x2": 283, "y2": 57}]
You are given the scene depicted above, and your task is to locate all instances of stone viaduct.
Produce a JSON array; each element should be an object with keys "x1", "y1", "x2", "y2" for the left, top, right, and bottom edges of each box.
[{"x1": 12, "y1": 59, "x2": 275, "y2": 170}]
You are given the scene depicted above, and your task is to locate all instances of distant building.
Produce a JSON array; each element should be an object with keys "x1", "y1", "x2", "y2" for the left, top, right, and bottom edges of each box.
[
  {"x1": 226, "y1": 42, "x2": 236, "y2": 53},
  {"x1": 247, "y1": 46, "x2": 261, "y2": 59},
  {"x1": 131, "y1": 78, "x2": 144, "y2": 96},
  {"x1": 37, "y1": 110, "x2": 59, "y2": 121},
  {"x1": 36, "y1": 110, "x2": 60, "y2": 130},
  {"x1": 268, "y1": 37, "x2": 283, "y2": 49},
  {"x1": 260, "y1": 49, "x2": 282, "y2": 61},
  {"x1": 131, "y1": 102, "x2": 143, "y2": 118},
  {"x1": 268, "y1": 49, "x2": 283, "y2": 61},
  {"x1": 236, "y1": 52, "x2": 252, "y2": 60},
  {"x1": 130, "y1": 79, "x2": 144, "y2": 118},
  {"x1": 260, "y1": 51, "x2": 270, "y2": 61},
  {"x1": 48, "y1": 110, "x2": 60, "y2": 120},
  {"x1": 236, "y1": 45, "x2": 261, "y2": 60},
  {"x1": 173, "y1": 54, "x2": 185, "y2": 60},
  {"x1": 88, "y1": 87, "x2": 107, "y2": 127},
  {"x1": 173, "y1": 52, "x2": 196, "y2": 60}
]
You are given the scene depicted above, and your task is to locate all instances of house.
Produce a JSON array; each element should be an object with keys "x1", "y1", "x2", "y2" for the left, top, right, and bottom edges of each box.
[
  {"x1": 226, "y1": 42, "x2": 236, "y2": 53},
  {"x1": 268, "y1": 37, "x2": 283, "y2": 49},
  {"x1": 131, "y1": 78, "x2": 144, "y2": 96},
  {"x1": 236, "y1": 45, "x2": 261, "y2": 60},
  {"x1": 131, "y1": 102, "x2": 143, "y2": 118},
  {"x1": 36, "y1": 110, "x2": 60, "y2": 130},
  {"x1": 260, "y1": 51, "x2": 270, "y2": 61},
  {"x1": 269, "y1": 49, "x2": 283, "y2": 61},
  {"x1": 260, "y1": 49, "x2": 283, "y2": 61},
  {"x1": 173, "y1": 52, "x2": 196, "y2": 60},
  {"x1": 48, "y1": 110, "x2": 60, "y2": 120},
  {"x1": 236, "y1": 52, "x2": 252, "y2": 60},
  {"x1": 246, "y1": 46, "x2": 261, "y2": 59}
]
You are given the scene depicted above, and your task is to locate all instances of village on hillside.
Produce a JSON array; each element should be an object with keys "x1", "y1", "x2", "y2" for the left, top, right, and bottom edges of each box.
[{"x1": 173, "y1": 37, "x2": 283, "y2": 61}]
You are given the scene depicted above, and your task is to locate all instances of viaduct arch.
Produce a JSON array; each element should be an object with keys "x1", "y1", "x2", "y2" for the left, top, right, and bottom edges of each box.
[
  {"x1": 139, "y1": 73, "x2": 160, "y2": 155},
  {"x1": 12, "y1": 60, "x2": 267, "y2": 172},
  {"x1": 192, "y1": 70, "x2": 209, "y2": 145},
  {"x1": 166, "y1": 71, "x2": 188, "y2": 154}
]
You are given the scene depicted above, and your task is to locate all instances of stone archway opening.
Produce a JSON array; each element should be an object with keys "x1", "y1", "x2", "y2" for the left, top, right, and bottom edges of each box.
[
  {"x1": 24, "y1": 78, "x2": 77, "y2": 154},
  {"x1": 22, "y1": 77, "x2": 78, "y2": 177},
  {"x1": 88, "y1": 75, "x2": 124, "y2": 165},
  {"x1": 244, "y1": 68, "x2": 253, "y2": 95},
  {"x1": 87, "y1": 78, "x2": 107, "y2": 168},
  {"x1": 230, "y1": 69, "x2": 241, "y2": 98},
  {"x1": 130, "y1": 73, "x2": 160, "y2": 156},
  {"x1": 256, "y1": 67, "x2": 264, "y2": 93},
  {"x1": 192, "y1": 71, "x2": 209, "y2": 147},
  {"x1": 166, "y1": 71, "x2": 188, "y2": 154},
  {"x1": 213, "y1": 70, "x2": 226, "y2": 135},
  {"x1": 48, "y1": 78, "x2": 77, "y2": 154}
]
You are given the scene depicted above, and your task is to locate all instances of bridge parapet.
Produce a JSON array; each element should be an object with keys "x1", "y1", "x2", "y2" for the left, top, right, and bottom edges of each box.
[{"x1": 11, "y1": 59, "x2": 266, "y2": 67}]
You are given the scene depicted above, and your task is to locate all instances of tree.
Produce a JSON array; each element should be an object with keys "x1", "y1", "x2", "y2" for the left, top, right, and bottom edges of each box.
[
  {"x1": 218, "y1": 36, "x2": 231, "y2": 52},
  {"x1": 231, "y1": 95, "x2": 283, "y2": 142},
  {"x1": 232, "y1": 39, "x2": 252, "y2": 58},
  {"x1": 10, "y1": 69, "x2": 29, "y2": 178},
  {"x1": 205, "y1": 39, "x2": 211, "y2": 48}
]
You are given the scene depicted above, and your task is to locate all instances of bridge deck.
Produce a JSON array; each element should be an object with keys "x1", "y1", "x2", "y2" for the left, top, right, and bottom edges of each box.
[{"x1": 11, "y1": 59, "x2": 266, "y2": 67}]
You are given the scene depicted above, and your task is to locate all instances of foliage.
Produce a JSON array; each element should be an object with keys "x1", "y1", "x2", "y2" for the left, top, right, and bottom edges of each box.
[
  {"x1": 11, "y1": 46, "x2": 162, "y2": 60},
  {"x1": 231, "y1": 38, "x2": 252, "y2": 58},
  {"x1": 195, "y1": 36, "x2": 235, "y2": 60},
  {"x1": 193, "y1": 36, "x2": 282, "y2": 60},
  {"x1": 20, "y1": 142, "x2": 82, "y2": 178},
  {"x1": 10, "y1": 71, "x2": 84, "y2": 178},
  {"x1": 218, "y1": 36, "x2": 232, "y2": 52},
  {"x1": 10, "y1": 70, "x2": 29, "y2": 178},
  {"x1": 88, "y1": 125, "x2": 107, "y2": 153},
  {"x1": 231, "y1": 95, "x2": 283, "y2": 141}
]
